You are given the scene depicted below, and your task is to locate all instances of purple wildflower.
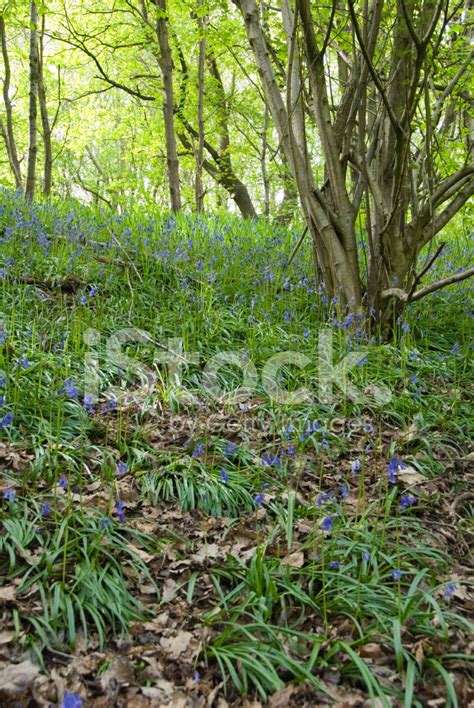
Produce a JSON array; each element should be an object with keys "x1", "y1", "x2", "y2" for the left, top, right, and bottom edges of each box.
[
  {"x1": 62, "y1": 692, "x2": 83, "y2": 708},
  {"x1": 115, "y1": 460, "x2": 128, "y2": 477},
  {"x1": 443, "y1": 582, "x2": 457, "y2": 599},
  {"x1": 351, "y1": 459, "x2": 362, "y2": 474},
  {"x1": 116, "y1": 500, "x2": 125, "y2": 523},
  {"x1": 392, "y1": 569, "x2": 402, "y2": 581},
  {"x1": 2, "y1": 487, "x2": 15, "y2": 501},
  {"x1": 224, "y1": 441, "x2": 237, "y2": 457},
  {"x1": 0, "y1": 411, "x2": 13, "y2": 428},
  {"x1": 317, "y1": 492, "x2": 331, "y2": 508},
  {"x1": 322, "y1": 514, "x2": 337, "y2": 532},
  {"x1": 220, "y1": 469, "x2": 228, "y2": 484},
  {"x1": 192, "y1": 443, "x2": 204, "y2": 458},
  {"x1": 400, "y1": 494, "x2": 417, "y2": 510},
  {"x1": 387, "y1": 455, "x2": 406, "y2": 483}
]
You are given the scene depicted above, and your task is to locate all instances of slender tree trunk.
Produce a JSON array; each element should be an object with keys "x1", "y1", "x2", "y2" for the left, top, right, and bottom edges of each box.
[
  {"x1": 195, "y1": 3, "x2": 206, "y2": 212},
  {"x1": 0, "y1": 17, "x2": 22, "y2": 189},
  {"x1": 25, "y1": 1, "x2": 39, "y2": 200},
  {"x1": 175, "y1": 47, "x2": 257, "y2": 218},
  {"x1": 261, "y1": 107, "x2": 270, "y2": 216},
  {"x1": 38, "y1": 16, "x2": 52, "y2": 196},
  {"x1": 156, "y1": 0, "x2": 182, "y2": 212}
]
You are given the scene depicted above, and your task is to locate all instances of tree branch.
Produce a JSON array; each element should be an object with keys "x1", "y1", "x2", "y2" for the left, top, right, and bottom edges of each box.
[{"x1": 382, "y1": 267, "x2": 474, "y2": 303}]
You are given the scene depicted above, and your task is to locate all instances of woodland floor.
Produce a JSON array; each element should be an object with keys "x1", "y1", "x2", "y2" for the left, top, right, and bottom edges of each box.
[{"x1": 0, "y1": 192, "x2": 472, "y2": 707}]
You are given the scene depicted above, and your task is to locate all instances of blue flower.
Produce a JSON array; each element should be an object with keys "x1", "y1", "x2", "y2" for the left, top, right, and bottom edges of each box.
[
  {"x1": 321, "y1": 514, "x2": 337, "y2": 532},
  {"x1": 387, "y1": 456, "x2": 406, "y2": 483},
  {"x1": 62, "y1": 692, "x2": 83, "y2": 708},
  {"x1": 224, "y1": 441, "x2": 237, "y2": 457},
  {"x1": 192, "y1": 443, "x2": 204, "y2": 458},
  {"x1": 351, "y1": 459, "x2": 361, "y2": 474},
  {"x1": 220, "y1": 469, "x2": 228, "y2": 484},
  {"x1": 58, "y1": 475, "x2": 68, "y2": 490},
  {"x1": 317, "y1": 492, "x2": 331, "y2": 508},
  {"x1": 63, "y1": 379, "x2": 79, "y2": 399},
  {"x1": 0, "y1": 411, "x2": 13, "y2": 428},
  {"x1": 83, "y1": 393, "x2": 95, "y2": 413},
  {"x1": 329, "y1": 560, "x2": 340, "y2": 570},
  {"x1": 261, "y1": 451, "x2": 280, "y2": 466},
  {"x1": 115, "y1": 461, "x2": 128, "y2": 477},
  {"x1": 443, "y1": 582, "x2": 457, "y2": 599},
  {"x1": 400, "y1": 494, "x2": 416, "y2": 510},
  {"x1": 100, "y1": 517, "x2": 112, "y2": 531},
  {"x1": 340, "y1": 483, "x2": 349, "y2": 499},
  {"x1": 116, "y1": 500, "x2": 125, "y2": 523},
  {"x1": 41, "y1": 502, "x2": 51, "y2": 517},
  {"x1": 392, "y1": 569, "x2": 402, "y2": 581},
  {"x1": 363, "y1": 551, "x2": 370, "y2": 563},
  {"x1": 2, "y1": 487, "x2": 15, "y2": 501},
  {"x1": 193, "y1": 670, "x2": 200, "y2": 682}
]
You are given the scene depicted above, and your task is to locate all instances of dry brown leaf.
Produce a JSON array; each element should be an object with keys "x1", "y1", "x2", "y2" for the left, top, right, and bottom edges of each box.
[
  {"x1": 397, "y1": 465, "x2": 426, "y2": 485},
  {"x1": 126, "y1": 543, "x2": 154, "y2": 564},
  {"x1": 0, "y1": 660, "x2": 40, "y2": 693},
  {"x1": 358, "y1": 643, "x2": 382, "y2": 659},
  {"x1": 160, "y1": 630, "x2": 193, "y2": 659},
  {"x1": 190, "y1": 543, "x2": 221, "y2": 563},
  {"x1": 0, "y1": 630, "x2": 15, "y2": 644},
  {"x1": 0, "y1": 585, "x2": 16, "y2": 602},
  {"x1": 281, "y1": 551, "x2": 305, "y2": 568},
  {"x1": 99, "y1": 656, "x2": 135, "y2": 692}
]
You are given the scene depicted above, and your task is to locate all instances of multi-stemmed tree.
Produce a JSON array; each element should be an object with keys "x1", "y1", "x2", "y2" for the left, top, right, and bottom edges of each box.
[{"x1": 234, "y1": 0, "x2": 473, "y2": 327}]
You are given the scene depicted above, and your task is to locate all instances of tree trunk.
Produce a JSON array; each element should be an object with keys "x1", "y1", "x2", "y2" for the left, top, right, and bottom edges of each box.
[
  {"x1": 176, "y1": 48, "x2": 257, "y2": 218},
  {"x1": 156, "y1": 0, "x2": 182, "y2": 212},
  {"x1": 235, "y1": 0, "x2": 473, "y2": 325},
  {"x1": 38, "y1": 16, "x2": 52, "y2": 197},
  {"x1": 195, "y1": 3, "x2": 206, "y2": 212},
  {"x1": 25, "y1": 1, "x2": 39, "y2": 200},
  {"x1": 0, "y1": 17, "x2": 22, "y2": 189}
]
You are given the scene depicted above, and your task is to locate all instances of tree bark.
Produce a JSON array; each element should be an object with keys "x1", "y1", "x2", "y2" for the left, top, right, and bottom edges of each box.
[
  {"x1": 38, "y1": 16, "x2": 52, "y2": 197},
  {"x1": 194, "y1": 3, "x2": 206, "y2": 212},
  {"x1": 155, "y1": 0, "x2": 182, "y2": 212},
  {"x1": 25, "y1": 1, "x2": 39, "y2": 200},
  {"x1": 0, "y1": 17, "x2": 22, "y2": 189}
]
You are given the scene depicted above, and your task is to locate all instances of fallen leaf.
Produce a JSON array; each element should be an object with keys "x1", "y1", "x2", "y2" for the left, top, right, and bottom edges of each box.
[
  {"x1": 281, "y1": 551, "x2": 305, "y2": 568},
  {"x1": 397, "y1": 465, "x2": 426, "y2": 485},
  {"x1": 358, "y1": 643, "x2": 382, "y2": 659},
  {"x1": 0, "y1": 630, "x2": 15, "y2": 644},
  {"x1": 99, "y1": 656, "x2": 134, "y2": 692},
  {"x1": 0, "y1": 660, "x2": 40, "y2": 693},
  {"x1": 160, "y1": 630, "x2": 193, "y2": 659},
  {"x1": 0, "y1": 586, "x2": 16, "y2": 602}
]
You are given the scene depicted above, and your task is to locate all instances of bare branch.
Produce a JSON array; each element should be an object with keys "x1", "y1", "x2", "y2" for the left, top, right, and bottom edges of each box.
[{"x1": 382, "y1": 267, "x2": 474, "y2": 303}]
